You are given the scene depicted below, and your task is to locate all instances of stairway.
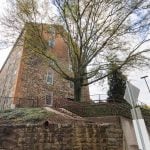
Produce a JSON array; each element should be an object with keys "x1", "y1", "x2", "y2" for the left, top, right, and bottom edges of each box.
[
  {"x1": 44, "y1": 107, "x2": 84, "y2": 120},
  {"x1": 57, "y1": 108, "x2": 84, "y2": 120}
]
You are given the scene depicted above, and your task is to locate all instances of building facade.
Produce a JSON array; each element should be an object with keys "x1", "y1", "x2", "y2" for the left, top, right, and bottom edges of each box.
[{"x1": 0, "y1": 24, "x2": 90, "y2": 110}]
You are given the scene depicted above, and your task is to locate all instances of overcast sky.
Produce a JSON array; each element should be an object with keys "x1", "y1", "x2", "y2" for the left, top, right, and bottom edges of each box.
[{"x1": 0, "y1": 0, "x2": 150, "y2": 105}]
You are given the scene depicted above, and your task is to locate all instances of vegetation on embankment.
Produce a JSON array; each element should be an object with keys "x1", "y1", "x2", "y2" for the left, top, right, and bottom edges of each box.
[{"x1": 0, "y1": 108, "x2": 54, "y2": 124}]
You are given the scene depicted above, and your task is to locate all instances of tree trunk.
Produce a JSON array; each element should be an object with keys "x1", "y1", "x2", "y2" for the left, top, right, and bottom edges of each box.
[{"x1": 74, "y1": 79, "x2": 83, "y2": 102}]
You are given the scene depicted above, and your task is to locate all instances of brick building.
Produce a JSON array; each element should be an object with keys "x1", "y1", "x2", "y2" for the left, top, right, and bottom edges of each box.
[{"x1": 0, "y1": 24, "x2": 90, "y2": 110}]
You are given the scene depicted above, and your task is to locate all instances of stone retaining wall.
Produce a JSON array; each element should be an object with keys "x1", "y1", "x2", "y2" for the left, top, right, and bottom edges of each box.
[{"x1": 0, "y1": 122, "x2": 123, "y2": 150}]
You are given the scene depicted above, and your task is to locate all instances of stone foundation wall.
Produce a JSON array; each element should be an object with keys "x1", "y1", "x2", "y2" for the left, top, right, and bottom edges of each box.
[{"x1": 0, "y1": 123, "x2": 123, "y2": 150}]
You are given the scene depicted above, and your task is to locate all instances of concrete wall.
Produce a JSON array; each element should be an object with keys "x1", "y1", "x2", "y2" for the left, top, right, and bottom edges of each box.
[{"x1": 120, "y1": 117, "x2": 139, "y2": 150}]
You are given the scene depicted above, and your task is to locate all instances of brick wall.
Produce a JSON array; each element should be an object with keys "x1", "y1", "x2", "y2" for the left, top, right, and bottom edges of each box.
[
  {"x1": 14, "y1": 24, "x2": 90, "y2": 107},
  {"x1": 0, "y1": 24, "x2": 90, "y2": 110},
  {"x1": 14, "y1": 28, "x2": 75, "y2": 106},
  {"x1": 0, "y1": 123, "x2": 123, "y2": 150}
]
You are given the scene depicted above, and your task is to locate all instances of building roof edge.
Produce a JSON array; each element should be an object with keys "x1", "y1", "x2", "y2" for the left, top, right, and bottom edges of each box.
[{"x1": 0, "y1": 28, "x2": 25, "y2": 73}]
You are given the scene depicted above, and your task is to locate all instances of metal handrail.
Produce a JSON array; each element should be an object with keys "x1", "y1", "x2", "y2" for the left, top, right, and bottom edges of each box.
[{"x1": 0, "y1": 95, "x2": 145, "y2": 108}]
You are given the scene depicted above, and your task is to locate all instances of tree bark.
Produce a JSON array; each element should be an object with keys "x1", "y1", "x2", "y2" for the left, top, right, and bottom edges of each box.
[{"x1": 74, "y1": 79, "x2": 83, "y2": 102}]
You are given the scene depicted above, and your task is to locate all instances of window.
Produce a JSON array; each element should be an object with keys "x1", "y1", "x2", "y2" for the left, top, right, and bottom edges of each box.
[
  {"x1": 46, "y1": 71, "x2": 53, "y2": 85},
  {"x1": 48, "y1": 26, "x2": 55, "y2": 48},
  {"x1": 70, "y1": 81, "x2": 74, "y2": 88},
  {"x1": 48, "y1": 26, "x2": 55, "y2": 37},
  {"x1": 49, "y1": 60, "x2": 54, "y2": 66},
  {"x1": 45, "y1": 93, "x2": 53, "y2": 105},
  {"x1": 48, "y1": 39, "x2": 55, "y2": 48},
  {"x1": 69, "y1": 64, "x2": 72, "y2": 72}
]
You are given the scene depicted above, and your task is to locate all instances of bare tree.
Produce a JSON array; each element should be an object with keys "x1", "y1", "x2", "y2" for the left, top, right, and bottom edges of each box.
[{"x1": 1, "y1": 0, "x2": 150, "y2": 102}]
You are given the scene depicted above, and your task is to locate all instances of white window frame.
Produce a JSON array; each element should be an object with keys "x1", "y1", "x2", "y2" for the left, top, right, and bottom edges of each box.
[
  {"x1": 48, "y1": 26, "x2": 55, "y2": 37},
  {"x1": 45, "y1": 93, "x2": 53, "y2": 106},
  {"x1": 46, "y1": 71, "x2": 53, "y2": 85},
  {"x1": 48, "y1": 39, "x2": 55, "y2": 48},
  {"x1": 69, "y1": 64, "x2": 73, "y2": 72}
]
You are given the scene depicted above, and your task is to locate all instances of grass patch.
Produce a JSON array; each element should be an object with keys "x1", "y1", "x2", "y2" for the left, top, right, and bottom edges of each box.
[{"x1": 0, "y1": 108, "x2": 54, "y2": 123}]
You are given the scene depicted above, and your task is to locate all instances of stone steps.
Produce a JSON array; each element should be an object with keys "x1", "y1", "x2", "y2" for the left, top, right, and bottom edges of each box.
[
  {"x1": 57, "y1": 108, "x2": 84, "y2": 120},
  {"x1": 44, "y1": 107, "x2": 84, "y2": 121}
]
